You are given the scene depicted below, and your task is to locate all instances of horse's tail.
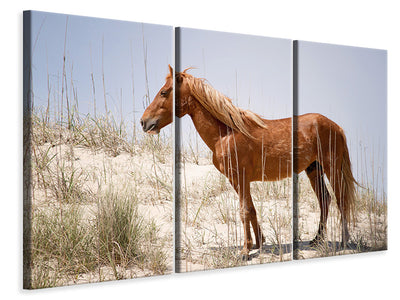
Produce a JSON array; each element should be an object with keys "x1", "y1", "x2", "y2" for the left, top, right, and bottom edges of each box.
[{"x1": 339, "y1": 136, "x2": 357, "y2": 227}]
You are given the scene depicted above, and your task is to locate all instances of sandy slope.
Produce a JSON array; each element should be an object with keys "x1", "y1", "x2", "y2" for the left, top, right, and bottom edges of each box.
[{"x1": 32, "y1": 143, "x2": 173, "y2": 284}]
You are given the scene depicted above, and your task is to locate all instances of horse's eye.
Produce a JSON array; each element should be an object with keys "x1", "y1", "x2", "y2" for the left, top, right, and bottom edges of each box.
[{"x1": 160, "y1": 90, "x2": 168, "y2": 97}]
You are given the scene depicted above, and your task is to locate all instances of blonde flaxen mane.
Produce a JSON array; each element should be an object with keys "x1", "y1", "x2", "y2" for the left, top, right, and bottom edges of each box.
[{"x1": 182, "y1": 73, "x2": 267, "y2": 139}]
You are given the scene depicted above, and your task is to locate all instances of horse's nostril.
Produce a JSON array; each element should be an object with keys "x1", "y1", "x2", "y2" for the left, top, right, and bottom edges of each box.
[{"x1": 140, "y1": 119, "x2": 144, "y2": 128}]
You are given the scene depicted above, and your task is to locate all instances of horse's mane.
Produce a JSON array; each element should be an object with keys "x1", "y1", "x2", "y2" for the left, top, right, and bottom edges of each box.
[{"x1": 182, "y1": 73, "x2": 267, "y2": 139}]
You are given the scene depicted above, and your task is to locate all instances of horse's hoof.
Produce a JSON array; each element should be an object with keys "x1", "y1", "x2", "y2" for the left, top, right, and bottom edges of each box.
[
  {"x1": 255, "y1": 235, "x2": 265, "y2": 249},
  {"x1": 309, "y1": 236, "x2": 324, "y2": 247},
  {"x1": 340, "y1": 240, "x2": 350, "y2": 249},
  {"x1": 341, "y1": 233, "x2": 350, "y2": 249},
  {"x1": 240, "y1": 249, "x2": 250, "y2": 261},
  {"x1": 240, "y1": 253, "x2": 251, "y2": 261}
]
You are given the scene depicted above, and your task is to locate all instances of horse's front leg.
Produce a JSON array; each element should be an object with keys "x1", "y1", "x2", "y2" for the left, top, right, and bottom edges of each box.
[
  {"x1": 242, "y1": 181, "x2": 265, "y2": 250},
  {"x1": 229, "y1": 176, "x2": 252, "y2": 257},
  {"x1": 215, "y1": 152, "x2": 262, "y2": 257},
  {"x1": 236, "y1": 180, "x2": 265, "y2": 257},
  {"x1": 251, "y1": 212, "x2": 265, "y2": 249}
]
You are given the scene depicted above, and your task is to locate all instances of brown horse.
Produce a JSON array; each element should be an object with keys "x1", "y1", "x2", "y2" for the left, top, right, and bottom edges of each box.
[{"x1": 140, "y1": 65, "x2": 356, "y2": 256}]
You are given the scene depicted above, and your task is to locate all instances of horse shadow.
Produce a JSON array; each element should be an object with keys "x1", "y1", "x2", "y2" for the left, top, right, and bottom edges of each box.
[
  {"x1": 210, "y1": 240, "x2": 372, "y2": 261},
  {"x1": 294, "y1": 240, "x2": 372, "y2": 254},
  {"x1": 210, "y1": 243, "x2": 293, "y2": 261}
]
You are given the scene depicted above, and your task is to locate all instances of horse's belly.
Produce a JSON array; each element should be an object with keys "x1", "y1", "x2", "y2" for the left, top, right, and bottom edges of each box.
[{"x1": 251, "y1": 159, "x2": 292, "y2": 181}]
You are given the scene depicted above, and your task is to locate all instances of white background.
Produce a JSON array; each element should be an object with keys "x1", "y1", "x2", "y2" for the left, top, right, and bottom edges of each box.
[{"x1": 1, "y1": 1, "x2": 399, "y2": 299}]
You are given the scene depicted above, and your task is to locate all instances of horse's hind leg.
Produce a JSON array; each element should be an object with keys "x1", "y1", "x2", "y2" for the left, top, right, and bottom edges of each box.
[
  {"x1": 306, "y1": 161, "x2": 331, "y2": 246},
  {"x1": 331, "y1": 169, "x2": 350, "y2": 246},
  {"x1": 323, "y1": 154, "x2": 350, "y2": 247}
]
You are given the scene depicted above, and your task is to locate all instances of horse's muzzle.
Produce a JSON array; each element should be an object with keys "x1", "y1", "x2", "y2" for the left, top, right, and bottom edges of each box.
[{"x1": 140, "y1": 118, "x2": 159, "y2": 134}]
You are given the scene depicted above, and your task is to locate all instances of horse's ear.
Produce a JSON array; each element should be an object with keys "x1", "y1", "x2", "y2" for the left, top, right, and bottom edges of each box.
[{"x1": 168, "y1": 64, "x2": 173, "y2": 75}]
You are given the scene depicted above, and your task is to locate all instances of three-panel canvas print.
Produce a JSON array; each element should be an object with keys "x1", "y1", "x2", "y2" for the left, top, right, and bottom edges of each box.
[{"x1": 23, "y1": 11, "x2": 387, "y2": 289}]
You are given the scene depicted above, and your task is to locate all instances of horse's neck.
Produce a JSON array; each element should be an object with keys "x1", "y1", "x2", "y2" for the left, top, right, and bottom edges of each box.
[{"x1": 188, "y1": 100, "x2": 228, "y2": 152}]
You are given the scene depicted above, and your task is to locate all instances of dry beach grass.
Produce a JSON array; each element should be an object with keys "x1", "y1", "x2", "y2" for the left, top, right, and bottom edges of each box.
[{"x1": 26, "y1": 111, "x2": 173, "y2": 288}]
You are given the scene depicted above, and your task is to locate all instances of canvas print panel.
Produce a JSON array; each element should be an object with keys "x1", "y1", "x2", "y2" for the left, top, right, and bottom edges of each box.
[
  {"x1": 293, "y1": 41, "x2": 387, "y2": 259},
  {"x1": 175, "y1": 28, "x2": 293, "y2": 272},
  {"x1": 23, "y1": 11, "x2": 173, "y2": 289}
]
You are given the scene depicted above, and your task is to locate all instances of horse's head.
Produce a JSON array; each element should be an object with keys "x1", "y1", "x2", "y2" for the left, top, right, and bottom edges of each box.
[
  {"x1": 141, "y1": 66, "x2": 194, "y2": 134},
  {"x1": 140, "y1": 65, "x2": 174, "y2": 134}
]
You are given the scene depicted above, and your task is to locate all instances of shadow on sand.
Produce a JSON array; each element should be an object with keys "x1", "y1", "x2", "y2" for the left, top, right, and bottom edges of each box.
[
  {"x1": 210, "y1": 239, "x2": 381, "y2": 261},
  {"x1": 293, "y1": 240, "x2": 379, "y2": 259},
  {"x1": 210, "y1": 243, "x2": 293, "y2": 261}
]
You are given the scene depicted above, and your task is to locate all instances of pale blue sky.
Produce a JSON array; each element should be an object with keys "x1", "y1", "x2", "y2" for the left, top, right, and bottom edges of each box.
[
  {"x1": 297, "y1": 41, "x2": 387, "y2": 197},
  {"x1": 177, "y1": 28, "x2": 292, "y2": 152},
  {"x1": 30, "y1": 11, "x2": 172, "y2": 134}
]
